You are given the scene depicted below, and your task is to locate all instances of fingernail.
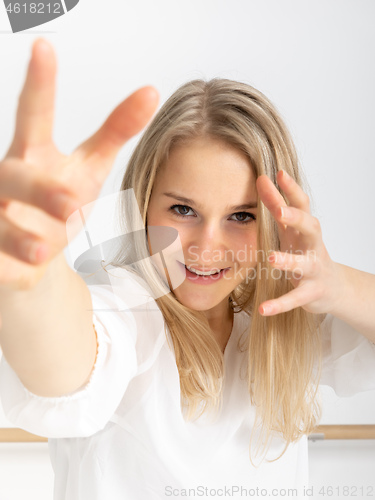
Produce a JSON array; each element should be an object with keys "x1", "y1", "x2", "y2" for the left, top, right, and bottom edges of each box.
[
  {"x1": 260, "y1": 304, "x2": 272, "y2": 315},
  {"x1": 35, "y1": 38, "x2": 53, "y2": 55},
  {"x1": 268, "y1": 253, "x2": 276, "y2": 263},
  {"x1": 280, "y1": 206, "x2": 290, "y2": 220},
  {"x1": 23, "y1": 240, "x2": 47, "y2": 264}
]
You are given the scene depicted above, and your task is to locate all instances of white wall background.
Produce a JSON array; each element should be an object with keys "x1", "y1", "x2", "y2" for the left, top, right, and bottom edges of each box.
[{"x1": 0, "y1": 0, "x2": 374, "y2": 499}]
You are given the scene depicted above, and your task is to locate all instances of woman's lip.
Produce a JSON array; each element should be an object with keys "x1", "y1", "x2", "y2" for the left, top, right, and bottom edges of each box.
[
  {"x1": 176, "y1": 260, "x2": 231, "y2": 285},
  {"x1": 178, "y1": 262, "x2": 230, "y2": 272}
]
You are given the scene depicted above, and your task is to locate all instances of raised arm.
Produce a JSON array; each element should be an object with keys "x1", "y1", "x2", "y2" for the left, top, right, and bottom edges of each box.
[
  {"x1": 256, "y1": 170, "x2": 375, "y2": 343},
  {"x1": 0, "y1": 39, "x2": 158, "y2": 397}
]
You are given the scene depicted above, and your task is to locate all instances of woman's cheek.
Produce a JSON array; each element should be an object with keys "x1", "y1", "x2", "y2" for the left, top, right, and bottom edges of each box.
[{"x1": 232, "y1": 232, "x2": 257, "y2": 265}]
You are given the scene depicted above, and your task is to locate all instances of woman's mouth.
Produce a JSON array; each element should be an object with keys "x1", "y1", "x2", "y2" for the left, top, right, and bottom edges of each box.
[{"x1": 177, "y1": 261, "x2": 230, "y2": 285}]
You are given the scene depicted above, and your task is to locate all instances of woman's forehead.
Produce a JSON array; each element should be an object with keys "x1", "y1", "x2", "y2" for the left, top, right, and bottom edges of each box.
[
  {"x1": 157, "y1": 137, "x2": 255, "y2": 185},
  {"x1": 149, "y1": 137, "x2": 258, "y2": 212}
]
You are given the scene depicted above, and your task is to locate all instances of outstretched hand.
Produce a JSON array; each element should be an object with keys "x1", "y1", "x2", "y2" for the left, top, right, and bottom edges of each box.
[
  {"x1": 256, "y1": 170, "x2": 343, "y2": 317},
  {"x1": 0, "y1": 38, "x2": 158, "y2": 290}
]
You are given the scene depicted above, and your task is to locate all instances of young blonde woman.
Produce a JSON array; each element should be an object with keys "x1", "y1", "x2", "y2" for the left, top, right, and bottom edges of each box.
[{"x1": 0, "y1": 39, "x2": 374, "y2": 499}]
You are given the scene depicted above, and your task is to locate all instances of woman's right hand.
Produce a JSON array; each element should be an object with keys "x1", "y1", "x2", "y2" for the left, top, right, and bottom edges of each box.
[{"x1": 0, "y1": 38, "x2": 158, "y2": 291}]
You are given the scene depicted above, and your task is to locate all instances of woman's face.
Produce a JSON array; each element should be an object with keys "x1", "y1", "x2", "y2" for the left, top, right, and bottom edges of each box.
[{"x1": 147, "y1": 136, "x2": 258, "y2": 313}]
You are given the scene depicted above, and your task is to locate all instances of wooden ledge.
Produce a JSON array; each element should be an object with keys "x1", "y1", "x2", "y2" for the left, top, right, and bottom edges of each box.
[
  {"x1": 0, "y1": 425, "x2": 374, "y2": 443},
  {"x1": 0, "y1": 428, "x2": 48, "y2": 442}
]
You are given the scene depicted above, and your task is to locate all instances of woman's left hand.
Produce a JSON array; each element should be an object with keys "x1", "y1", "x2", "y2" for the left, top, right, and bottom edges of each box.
[{"x1": 255, "y1": 170, "x2": 343, "y2": 317}]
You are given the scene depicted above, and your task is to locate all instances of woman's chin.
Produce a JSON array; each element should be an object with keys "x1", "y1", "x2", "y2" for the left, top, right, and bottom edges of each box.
[{"x1": 172, "y1": 286, "x2": 226, "y2": 312}]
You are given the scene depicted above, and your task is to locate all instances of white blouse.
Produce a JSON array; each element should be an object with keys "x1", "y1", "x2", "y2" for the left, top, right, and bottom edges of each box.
[{"x1": 0, "y1": 267, "x2": 375, "y2": 500}]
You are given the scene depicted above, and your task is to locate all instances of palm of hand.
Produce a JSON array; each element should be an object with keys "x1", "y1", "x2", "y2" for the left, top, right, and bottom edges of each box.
[
  {"x1": 0, "y1": 39, "x2": 158, "y2": 290},
  {"x1": 256, "y1": 171, "x2": 340, "y2": 316}
]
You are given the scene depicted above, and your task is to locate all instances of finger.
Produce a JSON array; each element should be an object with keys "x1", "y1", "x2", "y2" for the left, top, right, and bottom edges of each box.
[
  {"x1": 256, "y1": 174, "x2": 286, "y2": 212},
  {"x1": 7, "y1": 38, "x2": 57, "y2": 156},
  {"x1": 0, "y1": 214, "x2": 49, "y2": 265},
  {"x1": 268, "y1": 251, "x2": 319, "y2": 278},
  {"x1": 259, "y1": 284, "x2": 316, "y2": 316},
  {"x1": 77, "y1": 86, "x2": 159, "y2": 162},
  {"x1": 0, "y1": 159, "x2": 79, "y2": 221},
  {"x1": 276, "y1": 170, "x2": 310, "y2": 212},
  {"x1": 256, "y1": 174, "x2": 288, "y2": 231},
  {"x1": 277, "y1": 206, "x2": 322, "y2": 241}
]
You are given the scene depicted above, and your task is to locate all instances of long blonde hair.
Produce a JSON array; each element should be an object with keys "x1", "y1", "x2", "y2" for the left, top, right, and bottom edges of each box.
[{"x1": 111, "y1": 79, "x2": 323, "y2": 463}]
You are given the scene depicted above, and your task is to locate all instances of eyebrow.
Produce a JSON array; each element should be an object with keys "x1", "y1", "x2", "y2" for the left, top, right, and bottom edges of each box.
[{"x1": 163, "y1": 192, "x2": 258, "y2": 211}]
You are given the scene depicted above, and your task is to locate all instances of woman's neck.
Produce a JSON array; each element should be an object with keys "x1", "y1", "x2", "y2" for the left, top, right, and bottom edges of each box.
[{"x1": 203, "y1": 299, "x2": 234, "y2": 353}]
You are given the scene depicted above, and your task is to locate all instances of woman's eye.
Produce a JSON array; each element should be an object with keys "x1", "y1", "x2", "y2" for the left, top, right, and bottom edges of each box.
[
  {"x1": 170, "y1": 205, "x2": 195, "y2": 217},
  {"x1": 231, "y1": 212, "x2": 256, "y2": 224},
  {"x1": 169, "y1": 205, "x2": 255, "y2": 224}
]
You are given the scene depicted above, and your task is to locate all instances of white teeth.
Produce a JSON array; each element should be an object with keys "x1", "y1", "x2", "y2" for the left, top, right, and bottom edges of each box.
[{"x1": 186, "y1": 265, "x2": 221, "y2": 276}]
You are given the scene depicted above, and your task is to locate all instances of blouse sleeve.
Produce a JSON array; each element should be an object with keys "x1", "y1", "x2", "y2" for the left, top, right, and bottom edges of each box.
[
  {"x1": 0, "y1": 283, "x2": 138, "y2": 439},
  {"x1": 319, "y1": 313, "x2": 375, "y2": 396}
]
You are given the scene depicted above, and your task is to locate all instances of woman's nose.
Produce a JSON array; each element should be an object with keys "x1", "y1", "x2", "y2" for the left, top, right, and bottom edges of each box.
[{"x1": 187, "y1": 221, "x2": 227, "y2": 264}]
